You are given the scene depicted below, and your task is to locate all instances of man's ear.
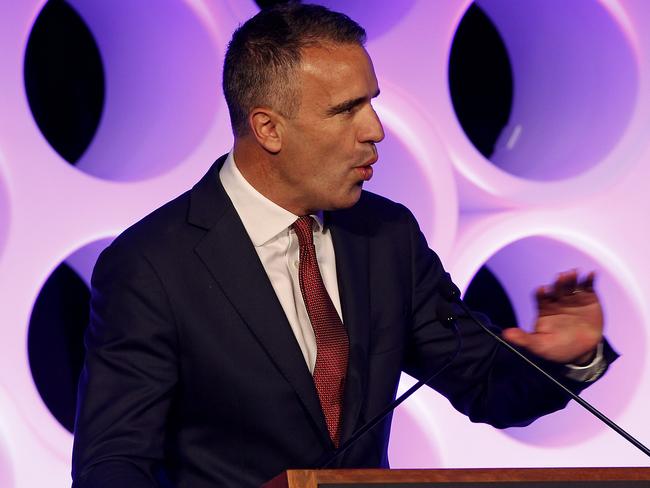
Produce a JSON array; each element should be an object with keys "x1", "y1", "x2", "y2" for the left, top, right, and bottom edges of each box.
[{"x1": 249, "y1": 108, "x2": 283, "y2": 154}]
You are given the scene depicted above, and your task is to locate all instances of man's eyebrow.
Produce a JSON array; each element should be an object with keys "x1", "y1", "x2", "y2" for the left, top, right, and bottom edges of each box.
[{"x1": 326, "y1": 89, "x2": 381, "y2": 116}]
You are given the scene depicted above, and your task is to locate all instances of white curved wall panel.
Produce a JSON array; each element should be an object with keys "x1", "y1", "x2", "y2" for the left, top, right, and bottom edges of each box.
[{"x1": 0, "y1": 0, "x2": 648, "y2": 485}]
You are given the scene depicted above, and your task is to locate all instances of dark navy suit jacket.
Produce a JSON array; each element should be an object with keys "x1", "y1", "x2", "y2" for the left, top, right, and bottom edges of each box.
[{"x1": 71, "y1": 155, "x2": 614, "y2": 487}]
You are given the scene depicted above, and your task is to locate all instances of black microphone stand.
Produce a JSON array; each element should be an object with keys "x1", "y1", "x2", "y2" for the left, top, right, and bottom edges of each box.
[
  {"x1": 319, "y1": 304, "x2": 461, "y2": 468},
  {"x1": 321, "y1": 276, "x2": 650, "y2": 468},
  {"x1": 445, "y1": 281, "x2": 650, "y2": 458}
]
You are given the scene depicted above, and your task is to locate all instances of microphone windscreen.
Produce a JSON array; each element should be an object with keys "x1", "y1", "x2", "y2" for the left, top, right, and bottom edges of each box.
[{"x1": 438, "y1": 272, "x2": 461, "y2": 302}]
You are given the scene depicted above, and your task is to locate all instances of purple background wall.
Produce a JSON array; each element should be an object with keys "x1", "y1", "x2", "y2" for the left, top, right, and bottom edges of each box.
[{"x1": 0, "y1": 0, "x2": 649, "y2": 485}]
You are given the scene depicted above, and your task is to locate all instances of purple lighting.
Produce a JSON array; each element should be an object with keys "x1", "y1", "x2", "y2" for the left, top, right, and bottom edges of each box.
[
  {"x1": 0, "y1": 1, "x2": 650, "y2": 486},
  {"x1": 487, "y1": 236, "x2": 643, "y2": 446},
  {"x1": 0, "y1": 163, "x2": 10, "y2": 257},
  {"x1": 318, "y1": 0, "x2": 418, "y2": 40},
  {"x1": 479, "y1": 0, "x2": 639, "y2": 181},
  {"x1": 66, "y1": 0, "x2": 224, "y2": 181}
]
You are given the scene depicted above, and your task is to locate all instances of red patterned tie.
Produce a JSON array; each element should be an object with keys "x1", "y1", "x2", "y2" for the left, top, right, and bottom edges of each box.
[{"x1": 292, "y1": 216, "x2": 349, "y2": 447}]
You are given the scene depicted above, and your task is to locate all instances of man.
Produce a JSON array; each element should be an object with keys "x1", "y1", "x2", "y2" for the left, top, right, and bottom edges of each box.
[{"x1": 72, "y1": 4, "x2": 615, "y2": 487}]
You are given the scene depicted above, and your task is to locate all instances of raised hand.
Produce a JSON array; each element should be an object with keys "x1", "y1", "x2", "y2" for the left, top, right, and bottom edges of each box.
[{"x1": 502, "y1": 270, "x2": 603, "y2": 365}]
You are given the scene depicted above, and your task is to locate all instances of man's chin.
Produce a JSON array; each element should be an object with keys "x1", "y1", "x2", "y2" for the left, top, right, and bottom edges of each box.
[
  {"x1": 316, "y1": 191, "x2": 362, "y2": 212},
  {"x1": 333, "y1": 189, "x2": 363, "y2": 210}
]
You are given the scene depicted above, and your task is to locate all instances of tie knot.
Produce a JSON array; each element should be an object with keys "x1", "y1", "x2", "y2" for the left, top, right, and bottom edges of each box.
[{"x1": 292, "y1": 216, "x2": 314, "y2": 247}]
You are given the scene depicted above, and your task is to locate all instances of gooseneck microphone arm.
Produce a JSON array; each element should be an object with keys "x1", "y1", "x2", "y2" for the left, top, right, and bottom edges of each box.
[
  {"x1": 318, "y1": 300, "x2": 462, "y2": 468},
  {"x1": 439, "y1": 277, "x2": 650, "y2": 458}
]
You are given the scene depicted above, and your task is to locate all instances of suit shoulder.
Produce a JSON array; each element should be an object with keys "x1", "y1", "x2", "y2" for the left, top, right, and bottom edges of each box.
[
  {"x1": 327, "y1": 190, "x2": 419, "y2": 241},
  {"x1": 116, "y1": 191, "x2": 190, "y2": 245},
  {"x1": 352, "y1": 190, "x2": 414, "y2": 223},
  {"x1": 104, "y1": 189, "x2": 195, "y2": 261},
  {"x1": 106, "y1": 156, "x2": 226, "y2": 257}
]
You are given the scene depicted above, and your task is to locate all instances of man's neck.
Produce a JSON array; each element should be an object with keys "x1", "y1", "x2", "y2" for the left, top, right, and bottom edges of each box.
[{"x1": 232, "y1": 141, "x2": 312, "y2": 216}]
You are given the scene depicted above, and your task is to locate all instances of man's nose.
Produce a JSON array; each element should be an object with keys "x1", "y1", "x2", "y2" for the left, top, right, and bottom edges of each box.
[{"x1": 360, "y1": 105, "x2": 385, "y2": 144}]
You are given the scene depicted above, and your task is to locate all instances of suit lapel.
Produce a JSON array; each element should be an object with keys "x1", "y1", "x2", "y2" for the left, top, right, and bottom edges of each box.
[
  {"x1": 189, "y1": 158, "x2": 331, "y2": 445},
  {"x1": 327, "y1": 209, "x2": 371, "y2": 446}
]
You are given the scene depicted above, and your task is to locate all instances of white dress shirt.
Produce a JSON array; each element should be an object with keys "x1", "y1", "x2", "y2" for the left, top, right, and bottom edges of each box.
[
  {"x1": 219, "y1": 151, "x2": 604, "y2": 381},
  {"x1": 219, "y1": 151, "x2": 342, "y2": 373}
]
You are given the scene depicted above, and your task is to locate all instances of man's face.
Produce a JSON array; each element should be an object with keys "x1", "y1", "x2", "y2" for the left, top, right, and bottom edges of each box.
[{"x1": 275, "y1": 43, "x2": 384, "y2": 214}]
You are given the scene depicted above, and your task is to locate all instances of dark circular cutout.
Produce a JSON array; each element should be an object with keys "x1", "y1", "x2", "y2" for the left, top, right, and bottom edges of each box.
[
  {"x1": 449, "y1": 3, "x2": 513, "y2": 160},
  {"x1": 450, "y1": 1, "x2": 638, "y2": 182},
  {"x1": 28, "y1": 263, "x2": 89, "y2": 433},
  {"x1": 479, "y1": 236, "x2": 641, "y2": 446},
  {"x1": 317, "y1": 0, "x2": 417, "y2": 40},
  {"x1": 24, "y1": 0, "x2": 105, "y2": 165},
  {"x1": 255, "y1": 0, "x2": 291, "y2": 9},
  {"x1": 463, "y1": 265, "x2": 517, "y2": 330},
  {"x1": 255, "y1": 0, "x2": 417, "y2": 40}
]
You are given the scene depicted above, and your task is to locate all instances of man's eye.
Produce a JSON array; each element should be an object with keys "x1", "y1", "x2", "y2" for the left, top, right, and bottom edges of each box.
[{"x1": 328, "y1": 102, "x2": 361, "y2": 117}]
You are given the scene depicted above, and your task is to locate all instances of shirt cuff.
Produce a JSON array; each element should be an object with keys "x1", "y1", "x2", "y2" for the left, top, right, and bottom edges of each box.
[{"x1": 564, "y1": 342, "x2": 606, "y2": 382}]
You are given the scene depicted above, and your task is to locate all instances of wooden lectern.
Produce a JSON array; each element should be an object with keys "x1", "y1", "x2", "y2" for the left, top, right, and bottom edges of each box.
[{"x1": 263, "y1": 467, "x2": 650, "y2": 487}]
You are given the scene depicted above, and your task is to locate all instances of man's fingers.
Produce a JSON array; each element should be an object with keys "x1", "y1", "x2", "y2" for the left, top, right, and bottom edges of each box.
[
  {"x1": 534, "y1": 285, "x2": 552, "y2": 305},
  {"x1": 502, "y1": 327, "x2": 533, "y2": 349},
  {"x1": 502, "y1": 328, "x2": 552, "y2": 358},
  {"x1": 579, "y1": 271, "x2": 596, "y2": 292},
  {"x1": 552, "y1": 269, "x2": 578, "y2": 297},
  {"x1": 538, "y1": 270, "x2": 597, "y2": 302}
]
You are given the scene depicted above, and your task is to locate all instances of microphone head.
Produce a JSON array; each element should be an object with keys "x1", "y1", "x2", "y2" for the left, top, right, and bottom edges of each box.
[
  {"x1": 437, "y1": 299, "x2": 457, "y2": 327},
  {"x1": 438, "y1": 273, "x2": 461, "y2": 302}
]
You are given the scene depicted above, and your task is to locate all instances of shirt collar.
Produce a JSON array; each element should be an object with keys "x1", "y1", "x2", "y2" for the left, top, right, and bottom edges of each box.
[{"x1": 219, "y1": 150, "x2": 324, "y2": 247}]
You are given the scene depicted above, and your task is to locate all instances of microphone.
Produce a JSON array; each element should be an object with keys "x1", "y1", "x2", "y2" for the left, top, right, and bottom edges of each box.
[
  {"x1": 318, "y1": 295, "x2": 462, "y2": 468},
  {"x1": 437, "y1": 273, "x2": 650, "y2": 458}
]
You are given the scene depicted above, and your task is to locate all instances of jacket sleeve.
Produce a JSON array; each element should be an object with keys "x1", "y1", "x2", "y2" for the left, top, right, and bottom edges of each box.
[
  {"x1": 399, "y1": 208, "x2": 617, "y2": 428},
  {"x1": 72, "y1": 239, "x2": 178, "y2": 487}
]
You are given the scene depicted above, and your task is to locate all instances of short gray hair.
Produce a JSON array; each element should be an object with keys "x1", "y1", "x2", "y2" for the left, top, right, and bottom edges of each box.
[{"x1": 223, "y1": 2, "x2": 366, "y2": 137}]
